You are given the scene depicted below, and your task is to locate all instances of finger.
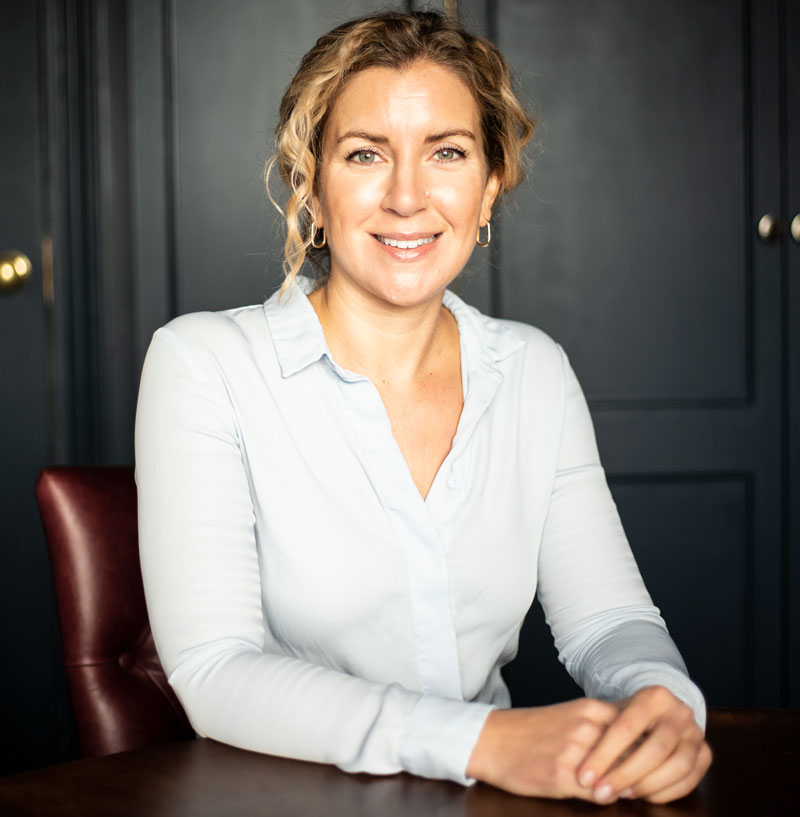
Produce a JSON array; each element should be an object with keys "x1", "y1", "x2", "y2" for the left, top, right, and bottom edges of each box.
[
  {"x1": 573, "y1": 697, "x2": 623, "y2": 728},
  {"x1": 545, "y1": 702, "x2": 621, "y2": 801},
  {"x1": 577, "y1": 697, "x2": 661, "y2": 790},
  {"x1": 593, "y1": 715, "x2": 694, "y2": 796},
  {"x1": 556, "y1": 740, "x2": 615, "y2": 802},
  {"x1": 578, "y1": 686, "x2": 693, "y2": 794},
  {"x1": 603, "y1": 733, "x2": 697, "y2": 799},
  {"x1": 636, "y1": 740, "x2": 712, "y2": 804}
]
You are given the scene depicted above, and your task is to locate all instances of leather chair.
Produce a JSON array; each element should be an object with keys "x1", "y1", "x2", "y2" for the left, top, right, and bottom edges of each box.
[{"x1": 36, "y1": 466, "x2": 193, "y2": 757}]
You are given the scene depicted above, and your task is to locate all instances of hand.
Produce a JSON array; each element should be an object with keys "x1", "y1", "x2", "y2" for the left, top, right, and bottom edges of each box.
[
  {"x1": 576, "y1": 686, "x2": 712, "y2": 804},
  {"x1": 466, "y1": 698, "x2": 620, "y2": 800}
]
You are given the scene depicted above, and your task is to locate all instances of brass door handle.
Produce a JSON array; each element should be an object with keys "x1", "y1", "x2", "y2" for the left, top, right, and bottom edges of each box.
[
  {"x1": 0, "y1": 250, "x2": 32, "y2": 292},
  {"x1": 758, "y1": 213, "x2": 784, "y2": 243}
]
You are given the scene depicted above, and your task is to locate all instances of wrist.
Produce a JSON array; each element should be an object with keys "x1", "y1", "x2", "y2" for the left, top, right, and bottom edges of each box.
[{"x1": 466, "y1": 708, "x2": 503, "y2": 781}]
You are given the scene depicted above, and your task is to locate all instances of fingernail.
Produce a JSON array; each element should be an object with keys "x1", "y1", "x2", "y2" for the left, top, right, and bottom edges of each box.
[
  {"x1": 594, "y1": 784, "x2": 614, "y2": 803},
  {"x1": 578, "y1": 770, "x2": 595, "y2": 787},
  {"x1": 619, "y1": 788, "x2": 634, "y2": 799}
]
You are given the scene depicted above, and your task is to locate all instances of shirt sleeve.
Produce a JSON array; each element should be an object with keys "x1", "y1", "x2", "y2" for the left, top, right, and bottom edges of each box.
[
  {"x1": 135, "y1": 325, "x2": 493, "y2": 785},
  {"x1": 535, "y1": 348, "x2": 707, "y2": 730}
]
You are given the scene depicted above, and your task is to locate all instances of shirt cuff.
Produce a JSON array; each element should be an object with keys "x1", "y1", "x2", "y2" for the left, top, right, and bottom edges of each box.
[{"x1": 398, "y1": 695, "x2": 495, "y2": 785}]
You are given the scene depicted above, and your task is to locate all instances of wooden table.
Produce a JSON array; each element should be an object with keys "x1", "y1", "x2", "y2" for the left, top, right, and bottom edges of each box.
[{"x1": 0, "y1": 709, "x2": 796, "y2": 816}]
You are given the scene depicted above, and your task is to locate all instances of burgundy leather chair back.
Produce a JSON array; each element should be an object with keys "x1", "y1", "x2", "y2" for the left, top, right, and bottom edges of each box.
[{"x1": 36, "y1": 466, "x2": 193, "y2": 757}]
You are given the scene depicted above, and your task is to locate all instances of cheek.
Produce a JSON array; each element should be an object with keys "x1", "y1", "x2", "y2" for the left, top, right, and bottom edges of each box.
[
  {"x1": 321, "y1": 171, "x2": 385, "y2": 228},
  {"x1": 431, "y1": 181, "x2": 485, "y2": 228}
]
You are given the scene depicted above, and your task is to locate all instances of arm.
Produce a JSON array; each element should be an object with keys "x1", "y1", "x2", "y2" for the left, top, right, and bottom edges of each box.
[
  {"x1": 467, "y1": 349, "x2": 710, "y2": 802},
  {"x1": 538, "y1": 350, "x2": 706, "y2": 723},
  {"x1": 135, "y1": 323, "x2": 492, "y2": 783}
]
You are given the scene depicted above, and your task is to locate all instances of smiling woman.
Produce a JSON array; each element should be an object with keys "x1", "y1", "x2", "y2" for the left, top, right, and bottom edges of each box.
[
  {"x1": 136, "y1": 9, "x2": 711, "y2": 807},
  {"x1": 267, "y1": 10, "x2": 532, "y2": 294},
  {"x1": 311, "y1": 62, "x2": 499, "y2": 313}
]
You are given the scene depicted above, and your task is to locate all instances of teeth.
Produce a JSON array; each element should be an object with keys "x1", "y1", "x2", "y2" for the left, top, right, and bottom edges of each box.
[{"x1": 377, "y1": 235, "x2": 437, "y2": 249}]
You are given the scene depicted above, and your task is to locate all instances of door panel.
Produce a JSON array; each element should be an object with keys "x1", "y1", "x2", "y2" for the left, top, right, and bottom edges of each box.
[
  {"x1": 786, "y1": 0, "x2": 800, "y2": 707},
  {"x1": 498, "y1": 0, "x2": 783, "y2": 706},
  {"x1": 612, "y1": 476, "x2": 751, "y2": 706},
  {"x1": 0, "y1": 0, "x2": 63, "y2": 775},
  {"x1": 499, "y1": 0, "x2": 746, "y2": 402}
]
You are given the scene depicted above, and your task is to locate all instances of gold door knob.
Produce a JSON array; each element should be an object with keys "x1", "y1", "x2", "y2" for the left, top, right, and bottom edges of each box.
[
  {"x1": 758, "y1": 213, "x2": 783, "y2": 243},
  {"x1": 0, "y1": 250, "x2": 32, "y2": 292},
  {"x1": 792, "y1": 214, "x2": 800, "y2": 244}
]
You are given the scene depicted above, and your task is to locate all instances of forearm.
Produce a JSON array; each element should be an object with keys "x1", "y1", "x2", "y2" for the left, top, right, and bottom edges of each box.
[{"x1": 559, "y1": 617, "x2": 707, "y2": 730}]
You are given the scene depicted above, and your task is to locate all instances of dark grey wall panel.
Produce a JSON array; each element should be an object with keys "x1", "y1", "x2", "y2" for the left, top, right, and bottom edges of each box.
[
  {"x1": 0, "y1": 0, "x2": 65, "y2": 775},
  {"x1": 610, "y1": 476, "x2": 751, "y2": 705},
  {"x1": 492, "y1": 0, "x2": 786, "y2": 708},
  {"x1": 130, "y1": 0, "x2": 174, "y2": 368},
  {"x1": 787, "y1": 0, "x2": 800, "y2": 708},
  {"x1": 498, "y1": 0, "x2": 746, "y2": 403},
  {"x1": 171, "y1": 0, "x2": 289, "y2": 314},
  {"x1": 505, "y1": 475, "x2": 752, "y2": 708},
  {"x1": 167, "y1": 0, "x2": 410, "y2": 316}
]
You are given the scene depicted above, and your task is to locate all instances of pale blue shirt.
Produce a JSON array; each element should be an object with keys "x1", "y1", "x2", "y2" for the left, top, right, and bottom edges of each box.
[{"x1": 136, "y1": 278, "x2": 705, "y2": 785}]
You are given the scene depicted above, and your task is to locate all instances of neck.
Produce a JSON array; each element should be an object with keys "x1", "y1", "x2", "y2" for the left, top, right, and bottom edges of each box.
[{"x1": 308, "y1": 278, "x2": 456, "y2": 387}]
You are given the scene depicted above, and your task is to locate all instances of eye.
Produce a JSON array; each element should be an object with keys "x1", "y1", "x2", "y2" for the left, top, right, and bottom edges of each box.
[
  {"x1": 347, "y1": 149, "x2": 379, "y2": 164},
  {"x1": 434, "y1": 147, "x2": 466, "y2": 162}
]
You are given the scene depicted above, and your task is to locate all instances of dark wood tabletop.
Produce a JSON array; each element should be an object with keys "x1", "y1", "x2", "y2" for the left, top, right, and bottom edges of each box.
[{"x1": 0, "y1": 708, "x2": 797, "y2": 817}]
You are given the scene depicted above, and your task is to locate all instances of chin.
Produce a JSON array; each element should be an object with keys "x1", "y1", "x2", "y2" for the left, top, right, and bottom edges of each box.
[
  {"x1": 373, "y1": 270, "x2": 454, "y2": 306},
  {"x1": 373, "y1": 283, "x2": 445, "y2": 309}
]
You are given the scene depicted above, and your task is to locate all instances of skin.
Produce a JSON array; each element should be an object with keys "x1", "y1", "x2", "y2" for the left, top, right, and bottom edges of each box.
[
  {"x1": 467, "y1": 687, "x2": 711, "y2": 803},
  {"x1": 309, "y1": 60, "x2": 499, "y2": 498},
  {"x1": 307, "y1": 59, "x2": 711, "y2": 803}
]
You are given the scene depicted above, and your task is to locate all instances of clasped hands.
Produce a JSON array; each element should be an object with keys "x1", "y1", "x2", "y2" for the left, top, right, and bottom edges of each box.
[{"x1": 466, "y1": 686, "x2": 712, "y2": 804}]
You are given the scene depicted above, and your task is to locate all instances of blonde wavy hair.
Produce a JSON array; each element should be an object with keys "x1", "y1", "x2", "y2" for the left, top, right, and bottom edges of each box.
[{"x1": 266, "y1": 10, "x2": 535, "y2": 293}]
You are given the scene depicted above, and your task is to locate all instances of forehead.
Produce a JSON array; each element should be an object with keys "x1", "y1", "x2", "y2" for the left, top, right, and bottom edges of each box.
[{"x1": 323, "y1": 60, "x2": 481, "y2": 144}]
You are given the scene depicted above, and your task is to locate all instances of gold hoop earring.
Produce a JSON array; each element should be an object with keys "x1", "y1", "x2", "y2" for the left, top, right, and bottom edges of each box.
[
  {"x1": 310, "y1": 221, "x2": 326, "y2": 249},
  {"x1": 476, "y1": 221, "x2": 491, "y2": 247}
]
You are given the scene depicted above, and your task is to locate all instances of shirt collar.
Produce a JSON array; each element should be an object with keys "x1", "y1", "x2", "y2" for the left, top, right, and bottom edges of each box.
[
  {"x1": 263, "y1": 276, "x2": 330, "y2": 378},
  {"x1": 442, "y1": 288, "x2": 525, "y2": 374},
  {"x1": 263, "y1": 275, "x2": 525, "y2": 380}
]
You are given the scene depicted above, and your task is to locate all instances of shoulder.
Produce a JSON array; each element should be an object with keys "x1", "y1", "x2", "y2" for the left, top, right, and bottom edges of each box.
[
  {"x1": 157, "y1": 303, "x2": 267, "y2": 349},
  {"x1": 152, "y1": 303, "x2": 269, "y2": 356},
  {"x1": 490, "y1": 319, "x2": 571, "y2": 411},
  {"x1": 142, "y1": 303, "x2": 273, "y2": 385},
  {"x1": 492, "y1": 317, "x2": 565, "y2": 360}
]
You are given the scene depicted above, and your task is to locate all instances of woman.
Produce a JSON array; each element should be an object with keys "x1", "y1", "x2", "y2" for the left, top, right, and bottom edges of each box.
[{"x1": 136, "y1": 10, "x2": 711, "y2": 804}]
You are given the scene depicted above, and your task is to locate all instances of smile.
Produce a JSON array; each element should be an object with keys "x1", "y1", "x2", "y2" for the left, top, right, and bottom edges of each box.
[{"x1": 374, "y1": 234, "x2": 439, "y2": 249}]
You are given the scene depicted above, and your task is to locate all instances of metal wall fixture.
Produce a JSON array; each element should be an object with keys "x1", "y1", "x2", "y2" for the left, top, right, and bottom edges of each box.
[
  {"x1": 0, "y1": 250, "x2": 32, "y2": 293},
  {"x1": 759, "y1": 213, "x2": 800, "y2": 245},
  {"x1": 758, "y1": 213, "x2": 783, "y2": 243}
]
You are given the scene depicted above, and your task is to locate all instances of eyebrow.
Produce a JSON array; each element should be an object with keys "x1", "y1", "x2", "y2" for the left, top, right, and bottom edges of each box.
[{"x1": 336, "y1": 128, "x2": 477, "y2": 145}]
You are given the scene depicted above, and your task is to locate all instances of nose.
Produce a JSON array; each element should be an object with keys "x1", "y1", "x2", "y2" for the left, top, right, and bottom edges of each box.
[{"x1": 381, "y1": 159, "x2": 428, "y2": 217}]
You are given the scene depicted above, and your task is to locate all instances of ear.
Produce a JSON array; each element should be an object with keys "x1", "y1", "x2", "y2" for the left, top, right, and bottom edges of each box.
[{"x1": 480, "y1": 171, "x2": 501, "y2": 225}]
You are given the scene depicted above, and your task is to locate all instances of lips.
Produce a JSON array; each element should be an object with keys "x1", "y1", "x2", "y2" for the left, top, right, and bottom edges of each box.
[{"x1": 374, "y1": 234, "x2": 439, "y2": 249}]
